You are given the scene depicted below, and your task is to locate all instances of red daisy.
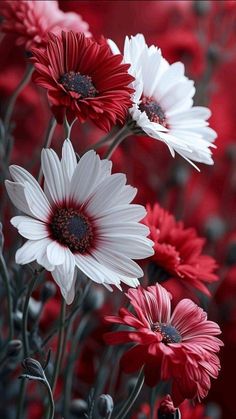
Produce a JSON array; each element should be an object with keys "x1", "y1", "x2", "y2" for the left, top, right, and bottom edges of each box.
[
  {"x1": 0, "y1": 0, "x2": 90, "y2": 50},
  {"x1": 143, "y1": 203, "x2": 218, "y2": 295},
  {"x1": 104, "y1": 284, "x2": 223, "y2": 406},
  {"x1": 31, "y1": 31, "x2": 134, "y2": 131}
]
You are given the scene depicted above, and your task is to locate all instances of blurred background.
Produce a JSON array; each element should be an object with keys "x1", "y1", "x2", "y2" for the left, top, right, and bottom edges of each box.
[{"x1": 0, "y1": 1, "x2": 236, "y2": 418}]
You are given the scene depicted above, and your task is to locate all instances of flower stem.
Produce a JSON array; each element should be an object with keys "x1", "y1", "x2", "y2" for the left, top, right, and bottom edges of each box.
[
  {"x1": 38, "y1": 116, "x2": 57, "y2": 184},
  {"x1": 64, "y1": 117, "x2": 76, "y2": 139},
  {"x1": 103, "y1": 124, "x2": 131, "y2": 159},
  {"x1": 4, "y1": 64, "x2": 34, "y2": 132},
  {"x1": 44, "y1": 380, "x2": 55, "y2": 419},
  {"x1": 85, "y1": 125, "x2": 120, "y2": 153},
  {"x1": 45, "y1": 297, "x2": 66, "y2": 419},
  {"x1": 16, "y1": 270, "x2": 40, "y2": 419},
  {"x1": 0, "y1": 254, "x2": 13, "y2": 344},
  {"x1": 63, "y1": 314, "x2": 89, "y2": 418},
  {"x1": 113, "y1": 368, "x2": 144, "y2": 419}
]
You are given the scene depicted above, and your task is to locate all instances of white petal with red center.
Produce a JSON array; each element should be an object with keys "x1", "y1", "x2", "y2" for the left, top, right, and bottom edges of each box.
[{"x1": 15, "y1": 238, "x2": 52, "y2": 266}]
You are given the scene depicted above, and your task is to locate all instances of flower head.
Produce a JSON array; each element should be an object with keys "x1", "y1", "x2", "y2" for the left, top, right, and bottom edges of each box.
[
  {"x1": 105, "y1": 283, "x2": 223, "y2": 406},
  {"x1": 143, "y1": 203, "x2": 218, "y2": 295},
  {"x1": 0, "y1": 0, "x2": 90, "y2": 50},
  {"x1": 31, "y1": 31, "x2": 134, "y2": 131},
  {"x1": 5, "y1": 139, "x2": 153, "y2": 304},
  {"x1": 109, "y1": 34, "x2": 217, "y2": 168}
]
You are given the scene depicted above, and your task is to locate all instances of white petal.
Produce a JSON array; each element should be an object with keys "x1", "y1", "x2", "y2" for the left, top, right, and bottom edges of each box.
[
  {"x1": 61, "y1": 139, "x2": 77, "y2": 181},
  {"x1": 11, "y1": 216, "x2": 49, "y2": 240},
  {"x1": 24, "y1": 183, "x2": 51, "y2": 222},
  {"x1": 99, "y1": 236, "x2": 154, "y2": 259},
  {"x1": 95, "y1": 205, "x2": 147, "y2": 223},
  {"x1": 5, "y1": 181, "x2": 33, "y2": 216},
  {"x1": 41, "y1": 148, "x2": 66, "y2": 204},
  {"x1": 47, "y1": 241, "x2": 66, "y2": 266},
  {"x1": 92, "y1": 247, "x2": 144, "y2": 278},
  {"x1": 52, "y1": 251, "x2": 76, "y2": 304},
  {"x1": 15, "y1": 238, "x2": 51, "y2": 266},
  {"x1": 85, "y1": 174, "x2": 126, "y2": 216},
  {"x1": 69, "y1": 150, "x2": 101, "y2": 204}
]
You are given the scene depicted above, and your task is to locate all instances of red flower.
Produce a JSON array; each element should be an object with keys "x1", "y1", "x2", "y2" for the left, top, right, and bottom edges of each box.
[
  {"x1": 0, "y1": 0, "x2": 90, "y2": 50},
  {"x1": 143, "y1": 204, "x2": 218, "y2": 295},
  {"x1": 31, "y1": 31, "x2": 134, "y2": 131},
  {"x1": 105, "y1": 284, "x2": 223, "y2": 406}
]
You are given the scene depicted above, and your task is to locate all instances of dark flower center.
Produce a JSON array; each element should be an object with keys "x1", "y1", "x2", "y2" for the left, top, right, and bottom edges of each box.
[
  {"x1": 139, "y1": 97, "x2": 167, "y2": 126},
  {"x1": 151, "y1": 322, "x2": 182, "y2": 344},
  {"x1": 59, "y1": 71, "x2": 97, "y2": 98},
  {"x1": 50, "y1": 208, "x2": 93, "y2": 254}
]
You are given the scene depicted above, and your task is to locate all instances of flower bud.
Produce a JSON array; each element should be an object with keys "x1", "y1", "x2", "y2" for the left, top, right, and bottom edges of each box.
[
  {"x1": 7, "y1": 340, "x2": 22, "y2": 357},
  {"x1": 168, "y1": 164, "x2": 189, "y2": 187},
  {"x1": 28, "y1": 297, "x2": 42, "y2": 320},
  {"x1": 40, "y1": 281, "x2": 57, "y2": 303},
  {"x1": 70, "y1": 399, "x2": 88, "y2": 417},
  {"x1": 21, "y1": 357, "x2": 46, "y2": 380},
  {"x1": 97, "y1": 394, "x2": 114, "y2": 418},
  {"x1": 204, "y1": 216, "x2": 226, "y2": 242},
  {"x1": 82, "y1": 286, "x2": 105, "y2": 313}
]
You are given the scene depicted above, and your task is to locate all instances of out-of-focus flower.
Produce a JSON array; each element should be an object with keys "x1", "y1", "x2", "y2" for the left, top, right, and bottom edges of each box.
[
  {"x1": 143, "y1": 203, "x2": 218, "y2": 295},
  {"x1": 5, "y1": 139, "x2": 153, "y2": 304},
  {"x1": 105, "y1": 283, "x2": 223, "y2": 406},
  {"x1": 31, "y1": 31, "x2": 134, "y2": 131},
  {"x1": 0, "y1": 0, "x2": 90, "y2": 50},
  {"x1": 109, "y1": 34, "x2": 217, "y2": 168}
]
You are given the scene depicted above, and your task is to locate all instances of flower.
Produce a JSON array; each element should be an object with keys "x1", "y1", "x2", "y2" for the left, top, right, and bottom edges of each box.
[
  {"x1": 5, "y1": 139, "x2": 153, "y2": 304},
  {"x1": 31, "y1": 31, "x2": 134, "y2": 131},
  {"x1": 108, "y1": 34, "x2": 217, "y2": 169},
  {"x1": 104, "y1": 283, "x2": 223, "y2": 406},
  {"x1": 143, "y1": 203, "x2": 218, "y2": 295},
  {"x1": 0, "y1": 0, "x2": 90, "y2": 50}
]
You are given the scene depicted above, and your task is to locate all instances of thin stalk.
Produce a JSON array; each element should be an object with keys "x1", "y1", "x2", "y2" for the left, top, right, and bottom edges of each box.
[
  {"x1": 64, "y1": 117, "x2": 76, "y2": 139},
  {"x1": 103, "y1": 125, "x2": 131, "y2": 159},
  {"x1": 16, "y1": 270, "x2": 40, "y2": 419},
  {"x1": 38, "y1": 116, "x2": 57, "y2": 184},
  {"x1": 63, "y1": 315, "x2": 89, "y2": 418},
  {"x1": 84, "y1": 125, "x2": 120, "y2": 153},
  {"x1": 0, "y1": 254, "x2": 13, "y2": 343},
  {"x1": 45, "y1": 297, "x2": 66, "y2": 418},
  {"x1": 113, "y1": 368, "x2": 144, "y2": 419},
  {"x1": 44, "y1": 380, "x2": 55, "y2": 419},
  {"x1": 4, "y1": 64, "x2": 34, "y2": 131}
]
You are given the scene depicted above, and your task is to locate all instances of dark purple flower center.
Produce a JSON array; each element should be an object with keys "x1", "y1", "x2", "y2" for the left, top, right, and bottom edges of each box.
[
  {"x1": 151, "y1": 322, "x2": 182, "y2": 344},
  {"x1": 139, "y1": 97, "x2": 167, "y2": 126},
  {"x1": 50, "y1": 208, "x2": 93, "y2": 254},
  {"x1": 59, "y1": 71, "x2": 97, "y2": 98}
]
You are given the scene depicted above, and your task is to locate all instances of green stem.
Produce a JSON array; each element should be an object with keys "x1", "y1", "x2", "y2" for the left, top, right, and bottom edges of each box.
[
  {"x1": 45, "y1": 298, "x2": 66, "y2": 418},
  {"x1": 16, "y1": 270, "x2": 40, "y2": 419},
  {"x1": 63, "y1": 315, "x2": 89, "y2": 418},
  {"x1": 103, "y1": 125, "x2": 131, "y2": 159},
  {"x1": 113, "y1": 368, "x2": 144, "y2": 419},
  {"x1": 64, "y1": 117, "x2": 76, "y2": 139},
  {"x1": 44, "y1": 380, "x2": 55, "y2": 419},
  {"x1": 38, "y1": 116, "x2": 57, "y2": 184},
  {"x1": 4, "y1": 64, "x2": 34, "y2": 132},
  {"x1": 22, "y1": 272, "x2": 39, "y2": 358},
  {"x1": 0, "y1": 254, "x2": 13, "y2": 343}
]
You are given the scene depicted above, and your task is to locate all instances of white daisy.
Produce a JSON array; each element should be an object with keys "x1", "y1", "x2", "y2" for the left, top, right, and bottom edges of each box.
[
  {"x1": 108, "y1": 34, "x2": 217, "y2": 169},
  {"x1": 5, "y1": 139, "x2": 154, "y2": 304}
]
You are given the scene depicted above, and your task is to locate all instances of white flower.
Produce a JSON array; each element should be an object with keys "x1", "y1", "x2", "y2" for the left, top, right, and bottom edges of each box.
[
  {"x1": 109, "y1": 34, "x2": 217, "y2": 169},
  {"x1": 5, "y1": 139, "x2": 154, "y2": 304}
]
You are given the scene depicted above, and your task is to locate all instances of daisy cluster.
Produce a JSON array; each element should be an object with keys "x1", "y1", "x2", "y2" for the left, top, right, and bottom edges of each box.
[{"x1": 0, "y1": 1, "x2": 227, "y2": 418}]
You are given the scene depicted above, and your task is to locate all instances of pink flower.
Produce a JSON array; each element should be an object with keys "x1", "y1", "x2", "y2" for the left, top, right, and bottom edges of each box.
[
  {"x1": 105, "y1": 283, "x2": 223, "y2": 406},
  {"x1": 0, "y1": 0, "x2": 90, "y2": 50},
  {"x1": 143, "y1": 203, "x2": 218, "y2": 295}
]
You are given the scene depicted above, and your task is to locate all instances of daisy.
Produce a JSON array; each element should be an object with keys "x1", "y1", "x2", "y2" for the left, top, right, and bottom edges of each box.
[
  {"x1": 5, "y1": 139, "x2": 154, "y2": 304},
  {"x1": 31, "y1": 31, "x2": 134, "y2": 131},
  {"x1": 143, "y1": 203, "x2": 218, "y2": 295},
  {"x1": 104, "y1": 283, "x2": 223, "y2": 406},
  {"x1": 0, "y1": 0, "x2": 90, "y2": 50},
  {"x1": 108, "y1": 34, "x2": 217, "y2": 169}
]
